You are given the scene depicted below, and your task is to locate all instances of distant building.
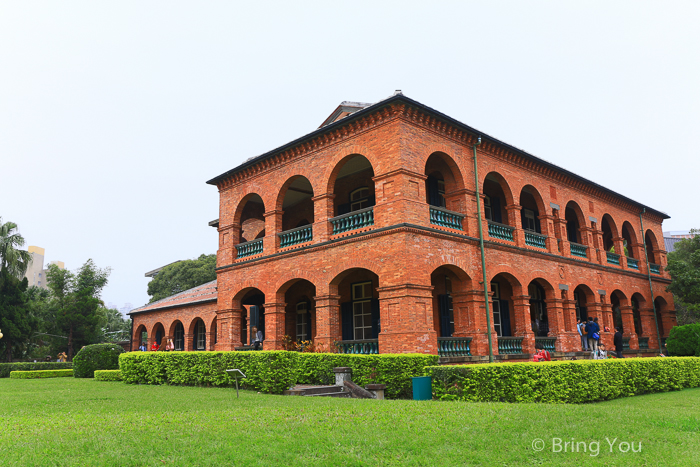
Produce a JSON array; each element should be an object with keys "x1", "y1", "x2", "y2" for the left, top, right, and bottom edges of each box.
[
  {"x1": 23, "y1": 246, "x2": 64, "y2": 289},
  {"x1": 663, "y1": 230, "x2": 697, "y2": 253}
]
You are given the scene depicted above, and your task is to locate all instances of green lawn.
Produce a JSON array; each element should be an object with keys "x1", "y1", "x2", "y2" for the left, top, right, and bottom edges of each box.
[{"x1": 1, "y1": 378, "x2": 698, "y2": 466}]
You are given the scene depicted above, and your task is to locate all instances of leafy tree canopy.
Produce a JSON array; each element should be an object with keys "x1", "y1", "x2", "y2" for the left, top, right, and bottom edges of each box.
[
  {"x1": 0, "y1": 217, "x2": 32, "y2": 279},
  {"x1": 666, "y1": 229, "x2": 700, "y2": 324},
  {"x1": 147, "y1": 254, "x2": 216, "y2": 303},
  {"x1": 0, "y1": 270, "x2": 36, "y2": 362}
]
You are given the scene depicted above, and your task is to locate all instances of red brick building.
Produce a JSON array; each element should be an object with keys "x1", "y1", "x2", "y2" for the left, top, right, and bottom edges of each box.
[{"x1": 130, "y1": 93, "x2": 675, "y2": 360}]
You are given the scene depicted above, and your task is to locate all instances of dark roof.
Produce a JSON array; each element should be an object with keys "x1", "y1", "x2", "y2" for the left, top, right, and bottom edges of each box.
[
  {"x1": 206, "y1": 94, "x2": 669, "y2": 220},
  {"x1": 664, "y1": 237, "x2": 684, "y2": 253},
  {"x1": 129, "y1": 280, "x2": 217, "y2": 315}
]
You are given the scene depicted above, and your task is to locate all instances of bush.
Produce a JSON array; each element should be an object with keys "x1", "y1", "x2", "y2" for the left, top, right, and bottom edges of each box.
[
  {"x1": 10, "y1": 369, "x2": 74, "y2": 379},
  {"x1": 119, "y1": 351, "x2": 439, "y2": 398},
  {"x1": 426, "y1": 357, "x2": 700, "y2": 403},
  {"x1": 0, "y1": 362, "x2": 73, "y2": 378},
  {"x1": 667, "y1": 323, "x2": 700, "y2": 356},
  {"x1": 94, "y1": 369, "x2": 122, "y2": 381},
  {"x1": 73, "y1": 344, "x2": 124, "y2": 378}
]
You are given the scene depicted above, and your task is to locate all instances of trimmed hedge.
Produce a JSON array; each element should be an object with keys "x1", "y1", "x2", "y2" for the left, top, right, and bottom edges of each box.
[
  {"x1": 119, "y1": 351, "x2": 438, "y2": 398},
  {"x1": 10, "y1": 369, "x2": 74, "y2": 379},
  {"x1": 0, "y1": 362, "x2": 73, "y2": 378},
  {"x1": 73, "y1": 344, "x2": 124, "y2": 378},
  {"x1": 667, "y1": 323, "x2": 700, "y2": 356},
  {"x1": 94, "y1": 370, "x2": 122, "y2": 382},
  {"x1": 426, "y1": 357, "x2": 700, "y2": 403}
]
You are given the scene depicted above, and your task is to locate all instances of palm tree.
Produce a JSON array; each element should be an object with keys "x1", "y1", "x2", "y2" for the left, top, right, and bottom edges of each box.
[{"x1": 0, "y1": 217, "x2": 33, "y2": 279}]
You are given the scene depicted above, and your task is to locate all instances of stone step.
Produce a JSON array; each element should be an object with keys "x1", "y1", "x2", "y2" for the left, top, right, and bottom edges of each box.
[{"x1": 283, "y1": 385, "x2": 347, "y2": 396}]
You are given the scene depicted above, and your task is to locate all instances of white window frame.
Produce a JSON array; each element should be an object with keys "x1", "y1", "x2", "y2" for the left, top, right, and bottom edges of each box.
[
  {"x1": 174, "y1": 323, "x2": 184, "y2": 351},
  {"x1": 296, "y1": 302, "x2": 308, "y2": 341},
  {"x1": 352, "y1": 281, "x2": 373, "y2": 340},
  {"x1": 523, "y1": 208, "x2": 536, "y2": 232},
  {"x1": 196, "y1": 320, "x2": 206, "y2": 350}
]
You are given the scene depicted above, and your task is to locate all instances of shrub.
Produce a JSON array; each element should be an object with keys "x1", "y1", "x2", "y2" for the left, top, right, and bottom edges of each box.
[
  {"x1": 10, "y1": 369, "x2": 74, "y2": 379},
  {"x1": 94, "y1": 369, "x2": 122, "y2": 381},
  {"x1": 426, "y1": 357, "x2": 700, "y2": 403},
  {"x1": 119, "y1": 351, "x2": 439, "y2": 398},
  {"x1": 73, "y1": 344, "x2": 124, "y2": 378},
  {"x1": 667, "y1": 323, "x2": 700, "y2": 356},
  {"x1": 0, "y1": 362, "x2": 72, "y2": 378}
]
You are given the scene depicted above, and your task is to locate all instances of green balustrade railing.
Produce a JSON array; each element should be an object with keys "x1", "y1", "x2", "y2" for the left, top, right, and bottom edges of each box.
[
  {"x1": 570, "y1": 242, "x2": 588, "y2": 258},
  {"x1": 235, "y1": 238, "x2": 263, "y2": 259},
  {"x1": 330, "y1": 207, "x2": 374, "y2": 235},
  {"x1": 606, "y1": 251, "x2": 620, "y2": 265},
  {"x1": 525, "y1": 231, "x2": 547, "y2": 249},
  {"x1": 627, "y1": 257, "x2": 639, "y2": 270},
  {"x1": 622, "y1": 337, "x2": 630, "y2": 351},
  {"x1": 430, "y1": 207, "x2": 464, "y2": 230},
  {"x1": 337, "y1": 339, "x2": 379, "y2": 355},
  {"x1": 278, "y1": 225, "x2": 312, "y2": 248},
  {"x1": 650, "y1": 263, "x2": 661, "y2": 275},
  {"x1": 497, "y1": 336, "x2": 524, "y2": 354},
  {"x1": 535, "y1": 337, "x2": 557, "y2": 353},
  {"x1": 638, "y1": 337, "x2": 649, "y2": 350},
  {"x1": 437, "y1": 337, "x2": 472, "y2": 357},
  {"x1": 488, "y1": 221, "x2": 515, "y2": 242}
]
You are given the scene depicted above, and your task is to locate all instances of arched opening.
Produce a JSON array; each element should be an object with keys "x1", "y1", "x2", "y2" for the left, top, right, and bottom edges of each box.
[
  {"x1": 564, "y1": 201, "x2": 584, "y2": 244},
  {"x1": 237, "y1": 288, "x2": 266, "y2": 345},
  {"x1": 631, "y1": 293, "x2": 645, "y2": 336},
  {"x1": 528, "y1": 280, "x2": 553, "y2": 337},
  {"x1": 610, "y1": 290, "x2": 627, "y2": 333},
  {"x1": 151, "y1": 323, "x2": 165, "y2": 349},
  {"x1": 519, "y1": 186, "x2": 544, "y2": 234},
  {"x1": 235, "y1": 194, "x2": 266, "y2": 244},
  {"x1": 279, "y1": 176, "x2": 315, "y2": 232},
  {"x1": 490, "y1": 273, "x2": 520, "y2": 337},
  {"x1": 211, "y1": 317, "x2": 217, "y2": 347},
  {"x1": 332, "y1": 268, "x2": 380, "y2": 343},
  {"x1": 573, "y1": 285, "x2": 593, "y2": 322},
  {"x1": 331, "y1": 155, "x2": 375, "y2": 217},
  {"x1": 172, "y1": 321, "x2": 185, "y2": 351},
  {"x1": 482, "y1": 173, "x2": 512, "y2": 225},
  {"x1": 430, "y1": 265, "x2": 470, "y2": 337},
  {"x1": 654, "y1": 297, "x2": 667, "y2": 337},
  {"x1": 190, "y1": 318, "x2": 207, "y2": 351},
  {"x1": 134, "y1": 324, "x2": 147, "y2": 350},
  {"x1": 424, "y1": 152, "x2": 464, "y2": 211},
  {"x1": 621, "y1": 222, "x2": 637, "y2": 258},
  {"x1": 645, "y1": 230, "x2": 660, "y2": 265},
  {"x1": 601, "y1": 214, "x2": 617, "y2": 251},
  {"x1": 279, "y1": 279, "x2": 317, "y2": 346}
]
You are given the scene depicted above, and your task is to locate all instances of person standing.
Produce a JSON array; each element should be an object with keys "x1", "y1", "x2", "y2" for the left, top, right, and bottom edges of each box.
[
  {"x1": 138, "y1": 342, "x2": 147, "y2": 352},
  {"x1": 613, "y1": 327, "x2": 624, "y2": 358},
  {"x1": 252, "y1": 326, "x2": 263, "y2": 350},
  {"x1": 585, "y1": 317, "x2": 599, "y2": 352},
  {"x1": 577, "y1": 320, "x2": 588, "y2": 351},
  {"x1": 592, "y1": 343, "x2": 608, "y2": 360}
]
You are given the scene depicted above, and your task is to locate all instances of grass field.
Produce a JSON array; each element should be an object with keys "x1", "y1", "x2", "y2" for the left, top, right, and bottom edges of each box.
[{"x1": 1, "y1": 378, "x2": 699, "y2": 466}]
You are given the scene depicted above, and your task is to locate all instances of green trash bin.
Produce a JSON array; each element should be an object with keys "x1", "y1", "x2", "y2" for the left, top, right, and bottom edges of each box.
[{"x1": 412, "y1": 376, "x2": 432, "y2": 400}]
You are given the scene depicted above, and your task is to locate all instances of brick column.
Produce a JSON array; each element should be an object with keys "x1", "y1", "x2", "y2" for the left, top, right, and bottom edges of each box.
[
  {"x1": 590, "y1": 226, "x2": 605, "y2": 264},
  {"x1": 377, "y1": 284, "x2": 437, "y2": 354},
  {"x1": 263, "y1": 210, "x2": 283, "y2": 254},
  {"x1": 580, "y1": 227, "x2": 596, "y2": 262},
  {"x1": 450, "y1": 291, "x2": 470, "y2": 337},
  {"x1": 215, "y1": 308, "x2": 243, "y2": 350},
  {"x1": 544, "y1": 297, "x2": 577, "y2": 352},
  {"x1": 619, "y1": 304, "x2": 637, "y2": 347},
  {"x1": 457, "y1": 290, "x2": 492, "y2": 356},
  {"x1": 612, "y1": 237, "x2": 626, "y2": 268},
  {"x1": 593, "y1": 295, "x2": 614, "y2": 350},
  {"x1": 554, "y1": 218, "x2": 570, "y2": 257},
  {"x1": 218, "y1": 222, "x2": 238, "y2": 266},
  {"x1": 184, "y1": 334, "x2": 194, "y2": 351},
  {"x1": 506, "y1": 204, "x2": 524, "y2": 247},
  {"x1": 512, "y1": 295, "x2": 535, "y2": 355},
  {"x1": 538, "y1": 214, "x2": 557, "y2": 254},
  {"x1": 444, "y1": 188, "x2": 472, "y2": 234},
  {"x1": 630, "y1": 242, "x2": 645, "y2": 268},
  {"x1": 313, "y1": 294, "x2": 341, "y2": 353},
  {"x1": 263, "y1": 302, "x2": 286, "y2": 350},
  {"x1": 312, "y1": 193, "x2": 335, "y2": 243},
  {"x1": 372, "y1": 170, "x2": 428, "y2": 228}
]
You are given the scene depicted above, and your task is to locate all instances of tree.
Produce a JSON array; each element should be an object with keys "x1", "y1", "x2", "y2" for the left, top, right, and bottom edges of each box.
[
  {"x1": 147, "y1": 254, "x2": 216, "y2": 303},
  {"x1": 0, "y1": 217, "x2": 32, "y2": 279},
  {"x1": 96, "y1": 307, "x2": 131, "y2": 343},
  {"x1": 666, "y1": 229, "x2": 700, "y2": 325},
  {"x1": 46, "y1": 259, "x2": 111, "y2": 360},
  {"x1": 0, "y1": 270, "x2": 36, "y2": 362}
]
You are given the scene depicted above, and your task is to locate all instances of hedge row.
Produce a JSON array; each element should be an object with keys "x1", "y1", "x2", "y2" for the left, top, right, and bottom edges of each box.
[
  {"x1": 73, "y1": 344, "x2": 124, "y2": 378},
  {"x1": 94, "y1": 370, "x2": 122, "y2": 382},
  {"x1": 0, "y1": 362, "x2": 73, "y2": 378},
  {"x1": 426, "y1": 357, "x2": 700, "y2": 403},
  {"x1": 9, "y1": 369, "x2": 74, "y2": 379},
  {"x1": 119, "y1": 351, "x2": 438, "y2": 398}
]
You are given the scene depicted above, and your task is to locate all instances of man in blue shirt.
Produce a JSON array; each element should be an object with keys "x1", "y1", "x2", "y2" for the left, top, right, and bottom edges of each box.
[{"x1": 585, "y1": 317, "x2": 600, "y2": 352}]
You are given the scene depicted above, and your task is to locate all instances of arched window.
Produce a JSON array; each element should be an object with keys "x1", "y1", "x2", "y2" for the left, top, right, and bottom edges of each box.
[
  {"x1": 194, "y1": 320, "x2": 206, "y2": 351},
  {"x1": 529, "y1": 283, "x2": 549, "y2": 337},
  {"x1": 574, "y1": 291, "x2": 588, "y2": 322},
  {"x1": 174, "y1": 322, "x2": 184, "y2": 351}
]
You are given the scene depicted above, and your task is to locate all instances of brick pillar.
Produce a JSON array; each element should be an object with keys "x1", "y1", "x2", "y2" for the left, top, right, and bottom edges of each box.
[
  {"x1": 554, "y1": 217, "x2": 570, "y2": 257},
  {"x1": 377, "y1": 284, "x2": 437, "y2": 354},
  {"x1": 612, "y1": 237, "x2": 626, "y2": 267},
  {"x1": 545, "y1": 297, "x2": 576, "y2": 352},
  {"x1": 638, "y1": 306, "x2": 655, "y2": 348},
  {"x1": 580, "y1": 227, "x2": 596, "y2": 262},
  {"x1": 506, "y1": 204, "x2": 524, "y2": 247},
  {"x1": 630, "y1": 242, "x2": 644, "y2": 269},
  {"x1": 451, "y1": 291, "x2": 470, "y2": 337},
  {"x1": 218, "y1": 222, "x2": 238, "y2": 266},
  {"x1": 512, "y1": 295, "x2": 535, "y2": 355},
  {"x1": 593, "y1": 295, "x2": 614, "y2": 350},
  {"x1": 444, "y1": 188, "x2": 472, "y2": 234},
  {"x1": 312, "y1": 193, "x2": 335, "y2": 243},
  {"x1": 184, "y1": 334, "x2": 194, "y2": 351},
  {"x1": 619, "y1": 304, "x2": 637, "y2": 347},
  {"x1": 215, "y1": 308, "x2": 242, "y2": 350},
  {"x1": 590, "y1": 226, "x2": 605, "y2": 264},
  {"x1": 538, "y1": 214, "x2": 557, "y2": 254},
  {"x1": 263, "y1": 302, "x2": 286, "y2": 350},
  {"x1": 313, "y1": 293, "x2": 341, "y2": 353},
  {"x1": 372, "y1": 170, "x2": 428, "y2": 229},
  {"x1": 457, "y1": 290, "x2": 492, "y2": 356},
  {"x1": 264, "y1": 210, "x2": 283, "y2": 254}
]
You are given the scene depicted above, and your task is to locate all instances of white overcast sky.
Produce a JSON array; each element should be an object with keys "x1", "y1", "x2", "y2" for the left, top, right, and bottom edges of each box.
[{"x1": 1, "y1": 1, "x2": 698, "y2": 312}]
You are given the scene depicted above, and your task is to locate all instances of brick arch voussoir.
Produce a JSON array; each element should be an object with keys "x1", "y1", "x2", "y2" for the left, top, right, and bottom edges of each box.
[
  {"x1": 274, "y1": 173, "x2": 318, "y2": 213},
  {"x1": 167, "y1": 319, "x2": 184, "y2": 337},
  {"x1": 273, "y1": 271, "x2": 321, "y2": 301},
  {"x1": 482, "y1": 169, "x2": 516, "y2": 206},
  {"x1": 571, "y1": 283, "x2": 597, "y2": 302},
  {"x1": 563, "y1": 199, "x2": 588, "y2": 228},
  {"x1": 232, "y1": 184, "x2": 272, "y2": 225},
  {"x1": 516, "y1": 183, "x2": 549, "y2": 215},
  {"x1": 422, "y1": 143, "x2": 467, "y2": 189},
  {"x1": 621, "y1": 220, "x2": 639, "y2": 245},
  {"x1": 231, "y1": 279, "x2": 270, "y2": 303},
  {"x1": 426, "y1": 255, "x2": 473, "y2": 282},
  {"x1": 327, "y1": 258, "x2": 385, "y2": 288},
  {"x1": 149, "y1": 322, "x2": 165, "y2": 341},
  {"x1": 522, "y1": 275, "x2": 558, "y2": 300},
  {"x1": 187, "y1": 316, "x2": 206, "y2": 336},
  {"x1": 324, "y1": 144, "x2": 380, "y2": 194},
  {"x1": 133, "y1": 324, "x2": 148, "y2": 343},
  {"x1": 488, "y1": 265, "x2": 525, "y2": 294}
]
